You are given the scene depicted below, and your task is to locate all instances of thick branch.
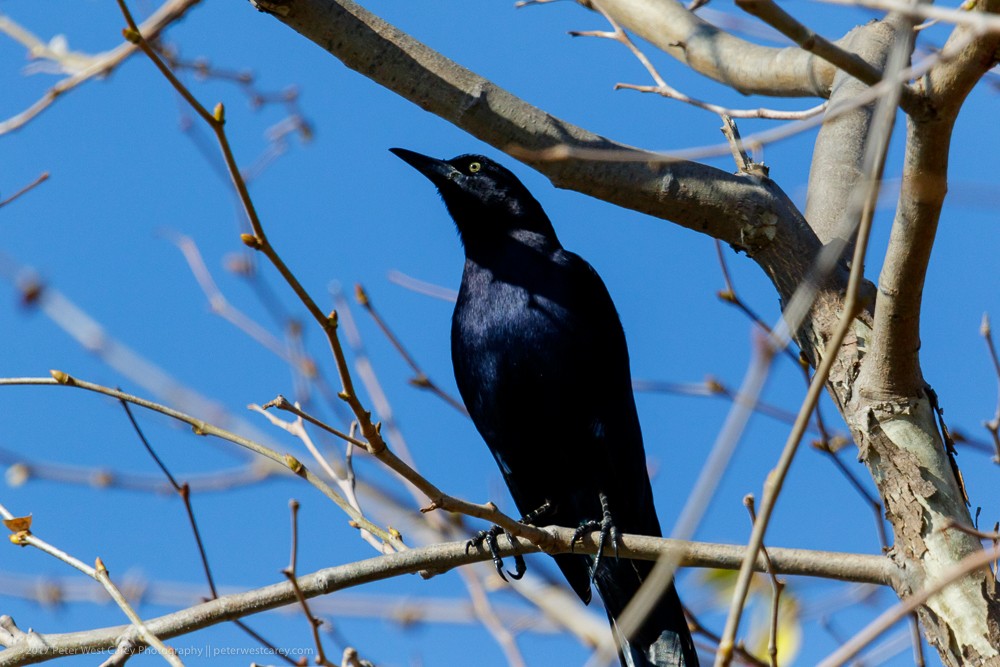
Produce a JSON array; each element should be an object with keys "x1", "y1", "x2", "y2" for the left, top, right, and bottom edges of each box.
[
  {"x1": 249, "y1": 0, "x2": 840, "y2": 304},
  {"x1": 583, "y1": 0, "x2": 836, "y2": 97},
  {"x1": 733, "y1": 0, "x2": 929, "y2": 117},
  {"x1": 863, "y1": 1, "x2": 1000, "y2": 396},
  {"x1": 0, "y1": 533, "x2": 895, "y2": 666},
  {"x1": 846, "y1": 11, "x2": 1000, "y2": 657},
  {"x1": 804, "y1": 14, "x2": 912, "y2": 247}
]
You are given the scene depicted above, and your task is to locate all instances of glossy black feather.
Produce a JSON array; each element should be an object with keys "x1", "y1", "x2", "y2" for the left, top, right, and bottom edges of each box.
[{"x1": 391, "y1": 148, "x2": 699, "y2": 667}]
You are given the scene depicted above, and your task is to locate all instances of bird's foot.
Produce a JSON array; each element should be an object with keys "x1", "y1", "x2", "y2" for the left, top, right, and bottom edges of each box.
[
  {"x1": 570, "y1": 492, "x2": 621, "y2": 581},
  {"x1": 466, "y1": 502, "x2": 552, "y2": 582},
  {"x1": 467, "y1": 525, "x2": 526, "y2": 582}
]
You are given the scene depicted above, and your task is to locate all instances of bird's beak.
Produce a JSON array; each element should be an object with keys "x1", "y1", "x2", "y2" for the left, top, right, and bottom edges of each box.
[{"x1": 389, "y1": 148, "x2": 459, "y2": 187}]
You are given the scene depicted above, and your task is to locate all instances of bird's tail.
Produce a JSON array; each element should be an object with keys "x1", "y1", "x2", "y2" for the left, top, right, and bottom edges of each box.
[{"x1": 594, "y1": 558, "x2": 699, "y2": 667}]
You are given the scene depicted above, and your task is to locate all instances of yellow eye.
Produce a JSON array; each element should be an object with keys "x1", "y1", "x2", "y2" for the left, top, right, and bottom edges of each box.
[{"x1": 468, "y1": 161, "x2": 481, "y2": 173}]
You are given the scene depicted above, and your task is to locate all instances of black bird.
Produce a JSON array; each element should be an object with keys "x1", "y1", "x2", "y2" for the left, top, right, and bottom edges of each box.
[{"x1": 390, "y1": 148, "x2": 698, "y2": 667}]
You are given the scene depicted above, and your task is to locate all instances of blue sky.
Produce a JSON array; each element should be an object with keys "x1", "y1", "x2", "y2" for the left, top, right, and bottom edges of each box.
[{"x1": 1, "y1": 1, "x2": 998, "y2": 665}]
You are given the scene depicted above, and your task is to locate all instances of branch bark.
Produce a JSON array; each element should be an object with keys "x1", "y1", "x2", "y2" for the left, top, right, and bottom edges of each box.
[
  {"x1": 846, "y1": 5, "x2": 1000, "y2": 662},
  {"x1": 863, "y1": 4, "x2": 1000, "y2": 397},
  {"x1": 582, "y1": 0, "x2": 836, "y2": 97},
  {"x1": 0, "y1": 533, "x2": 895, "y2": 666},
  {"x1": 803, "y1": 14, "x2": 909, "y2": 247}
]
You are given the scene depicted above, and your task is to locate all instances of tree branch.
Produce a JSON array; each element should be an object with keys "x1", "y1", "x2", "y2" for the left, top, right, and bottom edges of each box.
[
  {"x1": 249, "y1": 0, "x2": 843, "y2": 314},
  {"x1": 842, "y1": 10, "x2": 1000, "y2": 657},
  {"x1": 0, "y1": 0, "x2": 202, "y2": 136},
  {"x1": 0, "y1": 534, "x2": 897, "y2": 666},
  {"x1": 577, "y1": 0, "x2": 839, "y2": 97},
  {"x1": 733, "y1": 0, "x2": 930, "y2": 118},
  {"x1": 0, "y1": 375, "x2": 403, "y2": 551},
  {"x1": 803, "y1": 13, "x2": 913, "y2": 247},
  {"x1": 863, "y1": 0, "x2": 1000, "y2": 396}
]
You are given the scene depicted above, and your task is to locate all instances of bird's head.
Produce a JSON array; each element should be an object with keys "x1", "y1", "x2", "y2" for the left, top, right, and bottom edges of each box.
[{"x1": 390, "y1": 148, "x2": 556, "y2": 246}]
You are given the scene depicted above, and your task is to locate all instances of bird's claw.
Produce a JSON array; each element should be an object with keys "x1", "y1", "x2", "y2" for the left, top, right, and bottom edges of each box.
[
  {"x1": 467, "y1": 502, "x2": 551, "y2": 582},
  {"x1": 467, "y1": 525, "x2": 526, "y2": 582},
  {"x1": 570, "y1": 492, "x2": 621, "y2": 582}
]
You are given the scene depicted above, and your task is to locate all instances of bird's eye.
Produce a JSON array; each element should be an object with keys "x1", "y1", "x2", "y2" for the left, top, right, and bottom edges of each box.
[{"x1": 468, "y1": 162, "x2": 481, "y2": 173}]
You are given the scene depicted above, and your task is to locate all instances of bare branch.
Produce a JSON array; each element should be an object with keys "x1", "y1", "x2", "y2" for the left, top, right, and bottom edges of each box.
[
  {"x1": 353, "y1": 284, "x2": 467, "y2": 415},
  {"x1": 715, "y1": 13, "x2": 914, "y2": 663},
  {"x1": 0, "y1": 533, "x2": 898, "y2": 665},
  {"x1": 744, "y1": 495, "x2": 783, "y2": 667},
  {"x1": 0, "y1": 374, "x2": 402, "y2": 550},
  {"x1": 0, "y1": 173, "x2": 49, "y2": 209},
  {"x1": 982, "y1": 313, "x2": 1000, "y2": 463},
  {"x1": 733, "y1": 0, "x2": 930, "y2": 118},
  {"x1": 248, "y1": 0, "x2": 820, "y2": 272},
  {"x1": 0, "y1": 0, "x2": 201, "y2": 135},
  {"x1": 821, "y1": 0, "x2": 1000, "y2": 33},
  {"x1": 573, "y1": 0, "x2": 841, "y2": 97},
  {"x1": 261, "y1": 396, "x2": 550, "y2": 548},
  {"x1": 573, "y1": 3, "x2": 826, "y2": 120},
  {"x1": 0, "y1": 505, "x2": 180, "y2": 666},
  {"x1": 862, "y1": 0, "x2": 1000, "y2": 396}
]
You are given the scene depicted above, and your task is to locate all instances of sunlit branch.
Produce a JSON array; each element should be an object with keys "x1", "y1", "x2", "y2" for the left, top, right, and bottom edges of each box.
[
  {"x1": 0, "y1": 533, "x2": 898, "y2": 665},
  {"x1": 0, "y1": 0, "x2": 201, "y2": 135},
  {"x1": 0, "y1": 375, "x2": 401, "y2": 550},
  {"x1": 0, "y1": 504, "x2": 181, "y2": 666}
]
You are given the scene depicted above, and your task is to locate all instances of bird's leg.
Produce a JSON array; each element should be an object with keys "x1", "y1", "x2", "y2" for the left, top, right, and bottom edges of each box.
[
  {"x1": 467, "y1": 525, "x2": 518, "y2": 581},
  {"x1": 571, "y1": 491, "x2": 621, "y2": 581},
  {"x1": 520, "y1": 499, "x2": 553, "y2": 525},
  {"x1": 466, "y1": 501, "x2": 553, "y2": 582}
]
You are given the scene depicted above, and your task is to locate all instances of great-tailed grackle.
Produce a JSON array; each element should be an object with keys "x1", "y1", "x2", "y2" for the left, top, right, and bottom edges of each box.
[{"x1": 390, "y1": 148, "x2": 699, "y2": 667}]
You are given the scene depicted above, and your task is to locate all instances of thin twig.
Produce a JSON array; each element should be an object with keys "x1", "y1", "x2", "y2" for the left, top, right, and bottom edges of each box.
[
  {"x1": 713, "y1": 240, "x2": 796, "y2": 366},
  {"x1": 119, "y1": 400, "x2": 217, "y2": 595},
  {"x1": 0, "y1": 0, "x2": 201, "y2": 135},
  {"x1": 744, "y1": 496, "x2": 782, "y2": 667},
  {"x1": 0, "y1": 503, "x2": 181, "y2": 666},
  {"x1": 386, "y1": 270, "x2": 458, "y2": 302},
  {"x1": 354, "y1": 284, "x2": 468, "y2": 415},
  {"x1": 633, "y1": 376, "x2": 811, "y2": 429},
  {"x1": 252, "y1": 399, "x2": 388, "y2": 552},
  {"x1": 0, "y1": 444, "x2": 272, "y2": 493},
  {"x1": 820, "y1": 0, "x2": 1000, "y2": 33},
  {"x1": 456, "y1": 568, "x2": 527, "y2": 667},
  {"x1": 0, "y1": 172, "x2": 49, "y2": 209},
  {"x1": 282, "y1": 500, "x2": 334, "y2": 666},
  {"x1": 260, "y1": 396, "x2": 548, "y2": 547},
  {"x1": 93, "y1": 559, "x2": 184, "y2": 666},
  {"x1": 939, "y1": 518, "x2": 1000, "y2": 542},
  {"x1": 516, "y1": 25, "x2": 978, "y2": 165},
  {"x1": 1, "y1": 374, "x2": 402, "y2": 550},
  {"x1": 981, "y1": 313, "x2": 1000, "y2": 463},
  {"x1": 114, "y1": 0, "x2": 404, "y2": 542},
  {"x1": 719, "y1": 116, "x2": 769, "y2": 177},
  {"x1": 163, "y1": 231, "x2": 308, "y2": 370},
  {"x1": 687, "y1": 612, "x2": 768, "y2": 667}
]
